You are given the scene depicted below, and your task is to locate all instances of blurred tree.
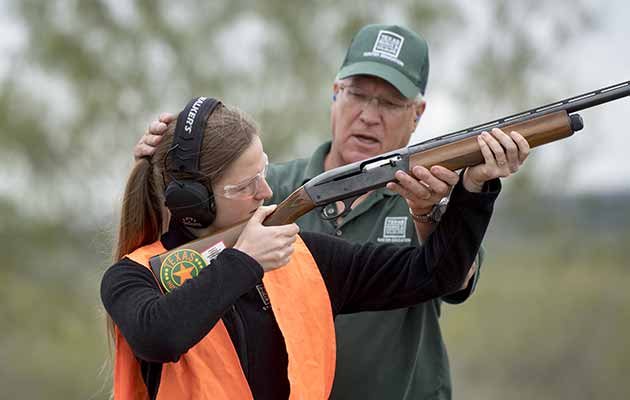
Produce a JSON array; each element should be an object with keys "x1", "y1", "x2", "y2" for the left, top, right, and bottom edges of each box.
[{"x1": 0, "y1": 0, "x2": 606, "y2": 398}]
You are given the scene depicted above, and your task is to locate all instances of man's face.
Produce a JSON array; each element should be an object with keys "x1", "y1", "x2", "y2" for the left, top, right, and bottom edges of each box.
[{"x1": 328, "y1": 75, "x2": 424, "y2": 168}]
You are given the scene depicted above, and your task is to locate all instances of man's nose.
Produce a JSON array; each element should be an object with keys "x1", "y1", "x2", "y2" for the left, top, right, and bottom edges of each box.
[{"x1": 359, "y1": 98, "x2": 381, "y2": 124}]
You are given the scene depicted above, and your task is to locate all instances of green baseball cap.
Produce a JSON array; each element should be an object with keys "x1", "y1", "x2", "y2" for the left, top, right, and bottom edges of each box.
[{"x1": 336, "y1": 24, "x2": 429, "y2": 98}]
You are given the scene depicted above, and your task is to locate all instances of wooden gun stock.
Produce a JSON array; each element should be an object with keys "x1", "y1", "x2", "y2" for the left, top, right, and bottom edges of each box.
[
  {"x1": 410, "y1": 111, "x2": 579, "y2": 170},
  {"x1": 263, "y1": 187, "x2": 315, "y2": 226},
  {"x1": 148, "y1": 220, "x2": 249, "y2": 270}
]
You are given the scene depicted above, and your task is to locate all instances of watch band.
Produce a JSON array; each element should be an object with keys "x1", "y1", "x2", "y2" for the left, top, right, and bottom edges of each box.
[{"x1": 409, "y1": 207, "x2": 436, "y2": 224}]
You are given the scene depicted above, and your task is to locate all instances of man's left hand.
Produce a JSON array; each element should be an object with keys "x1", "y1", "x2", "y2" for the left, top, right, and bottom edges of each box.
[{"x1": 386, "y1": 165, "x2": 459, "y2": 216}]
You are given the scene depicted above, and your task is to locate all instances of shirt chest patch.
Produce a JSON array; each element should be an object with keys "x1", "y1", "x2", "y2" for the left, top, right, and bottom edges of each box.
[{"x1": 377, "y1": 216, "x2": 411, "y2": 243}]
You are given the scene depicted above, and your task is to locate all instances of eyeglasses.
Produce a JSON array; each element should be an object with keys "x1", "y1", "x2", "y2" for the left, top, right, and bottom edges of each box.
[
  {"x1": 338, "y1": 83, "x2": 415, "y2": 115},
  {"x1": 216, "y1": 153, "x2": 269, "y2": 200}
]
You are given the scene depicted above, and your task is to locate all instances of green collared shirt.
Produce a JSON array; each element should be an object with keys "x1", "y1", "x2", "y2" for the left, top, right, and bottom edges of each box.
[{"x1": 266, "y1": 142, "x2": 483, "y2": 400}]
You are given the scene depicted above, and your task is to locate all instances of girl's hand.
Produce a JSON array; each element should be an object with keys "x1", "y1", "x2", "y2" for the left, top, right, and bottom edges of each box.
[{"x1": 234, "y1": 205, "x2": 300, "y2": 272}]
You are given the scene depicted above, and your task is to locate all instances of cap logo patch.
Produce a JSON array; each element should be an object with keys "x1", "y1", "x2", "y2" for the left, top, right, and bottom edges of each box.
[{"x1": 363, "y1": 30, "x2": 405, "y2": 67}]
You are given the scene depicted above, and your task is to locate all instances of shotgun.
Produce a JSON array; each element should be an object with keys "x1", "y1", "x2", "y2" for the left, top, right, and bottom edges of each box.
[{"x1": 149, "y1": 80, "x2": 630, "y2": 276}]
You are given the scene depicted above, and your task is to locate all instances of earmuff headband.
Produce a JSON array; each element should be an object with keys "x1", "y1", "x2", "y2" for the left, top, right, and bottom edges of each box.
[{"x1": 171, "y1": 97, "x2": 221, "y2": 174}]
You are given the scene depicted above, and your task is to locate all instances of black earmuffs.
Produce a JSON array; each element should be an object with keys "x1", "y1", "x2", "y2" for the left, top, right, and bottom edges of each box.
[{"x1": 164, "y1": 97, "x2": 221, "y2": 228}]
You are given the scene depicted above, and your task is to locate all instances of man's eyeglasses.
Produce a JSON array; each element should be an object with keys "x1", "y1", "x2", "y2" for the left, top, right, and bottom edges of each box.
[
  {"x1": 216, "y1": 153, "x2": 269, "y2": 200},
  {"x1": 338, "y1": 83, "x2": 415, "y2": 115}
]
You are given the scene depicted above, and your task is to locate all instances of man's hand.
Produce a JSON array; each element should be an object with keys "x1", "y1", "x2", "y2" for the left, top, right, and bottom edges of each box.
[
  {"x1": 133, "y1": 113, "x2": 175, "y2": 160},
  {"x1": 386, "y1": 165, "x2": 459, "y2": 217},
  {"x1": 463, "y1": 128, "x2": 530, "y2": 192}
]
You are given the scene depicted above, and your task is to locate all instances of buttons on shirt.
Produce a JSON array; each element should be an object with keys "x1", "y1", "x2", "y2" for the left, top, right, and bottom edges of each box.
[{"x1": 336, "y1": 229, "x2": 342, "y2": 236}]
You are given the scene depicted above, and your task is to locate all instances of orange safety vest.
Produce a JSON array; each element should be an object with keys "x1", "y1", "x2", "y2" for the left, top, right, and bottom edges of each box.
[{"x1": 113, "y1": 235, "x2": 336, "y2": 400}]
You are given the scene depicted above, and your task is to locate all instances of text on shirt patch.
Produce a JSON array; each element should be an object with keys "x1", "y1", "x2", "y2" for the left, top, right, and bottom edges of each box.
[{"x1": 377, "y1": 216, "x2": 411, "y2": 243}]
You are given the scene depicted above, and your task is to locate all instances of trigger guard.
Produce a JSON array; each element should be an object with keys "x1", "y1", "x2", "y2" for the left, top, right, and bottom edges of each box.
[{"x1": 319, "y1": 196, "x2": 358, "y2": 221}]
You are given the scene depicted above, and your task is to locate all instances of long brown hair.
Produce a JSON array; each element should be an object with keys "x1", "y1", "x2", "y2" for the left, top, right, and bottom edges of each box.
[{"x1": 106, "y1": 102, "x2": 259, "y2": 343}]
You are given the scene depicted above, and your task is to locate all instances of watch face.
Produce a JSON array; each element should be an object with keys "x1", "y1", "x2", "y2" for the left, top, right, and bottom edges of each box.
[
  {"x1": 432, "y1": 197, "x2": 449, "y2": 222},
  {"x1": 410, "y1": 197, "x2": 449, "y2": 224}
]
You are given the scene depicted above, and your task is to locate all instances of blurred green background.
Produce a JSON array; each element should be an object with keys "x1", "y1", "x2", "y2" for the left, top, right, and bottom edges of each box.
[{"x1": 1, "y1": 1, "x2": 628, "y2": 399}]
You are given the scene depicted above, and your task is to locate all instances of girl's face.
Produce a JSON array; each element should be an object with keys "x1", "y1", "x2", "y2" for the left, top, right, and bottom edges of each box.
[{"x1": 210, "y1": 136, "x2": 273, "y2": 230}]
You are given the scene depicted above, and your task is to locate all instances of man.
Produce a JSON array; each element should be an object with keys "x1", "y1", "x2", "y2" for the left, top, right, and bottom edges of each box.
[
  {"x1": 136, "y1": 24, "x2": 529, "y2": 399},
  {"x1": 264, "y1": 25, "x2": 474, "y2": 400}
]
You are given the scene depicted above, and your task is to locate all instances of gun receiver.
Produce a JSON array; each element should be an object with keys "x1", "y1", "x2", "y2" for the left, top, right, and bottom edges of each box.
[{"x1": 149, "y1": 80, "x2": 630, "y2": 271}]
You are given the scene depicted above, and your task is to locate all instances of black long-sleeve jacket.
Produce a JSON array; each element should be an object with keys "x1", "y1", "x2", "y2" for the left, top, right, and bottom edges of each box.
[{"x1": 101, "y1": 178, "x2": 500, "y2": 399}]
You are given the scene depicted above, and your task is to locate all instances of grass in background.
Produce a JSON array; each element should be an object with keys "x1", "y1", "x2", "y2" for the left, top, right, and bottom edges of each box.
[{"x1": 442, "y1": 233, "x2": 630, "y2": 400}]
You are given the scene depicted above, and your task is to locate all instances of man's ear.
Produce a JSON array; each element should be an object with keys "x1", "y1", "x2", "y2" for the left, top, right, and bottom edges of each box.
[
  {"x1": 415, "y1": 99, "x2": 427, "y2": 123},
  {"x1": 332, "y1": 82, "x2": 340, "y2": 102},
  {"x1": 409, "y1": 99, "x2": 426, "y2": 133}
]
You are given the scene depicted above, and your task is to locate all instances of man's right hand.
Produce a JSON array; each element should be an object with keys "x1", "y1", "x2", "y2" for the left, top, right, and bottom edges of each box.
[
  {"x1": 234, "y1": 205, "x2": 300, "y2": 272},
  {"x1": 133, "y1": 113, "x2": 175, "y2": 160}
]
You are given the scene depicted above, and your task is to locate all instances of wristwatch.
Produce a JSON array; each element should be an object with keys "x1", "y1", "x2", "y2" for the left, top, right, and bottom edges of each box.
[{"x1": 409, "y1": 197, "x2": 449, "y2": 224}]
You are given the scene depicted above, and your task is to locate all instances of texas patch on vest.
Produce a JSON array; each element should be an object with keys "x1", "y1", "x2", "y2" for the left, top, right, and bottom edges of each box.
[{"x1": 157, "y1": 241, "x2": 225, "y2": 293}]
